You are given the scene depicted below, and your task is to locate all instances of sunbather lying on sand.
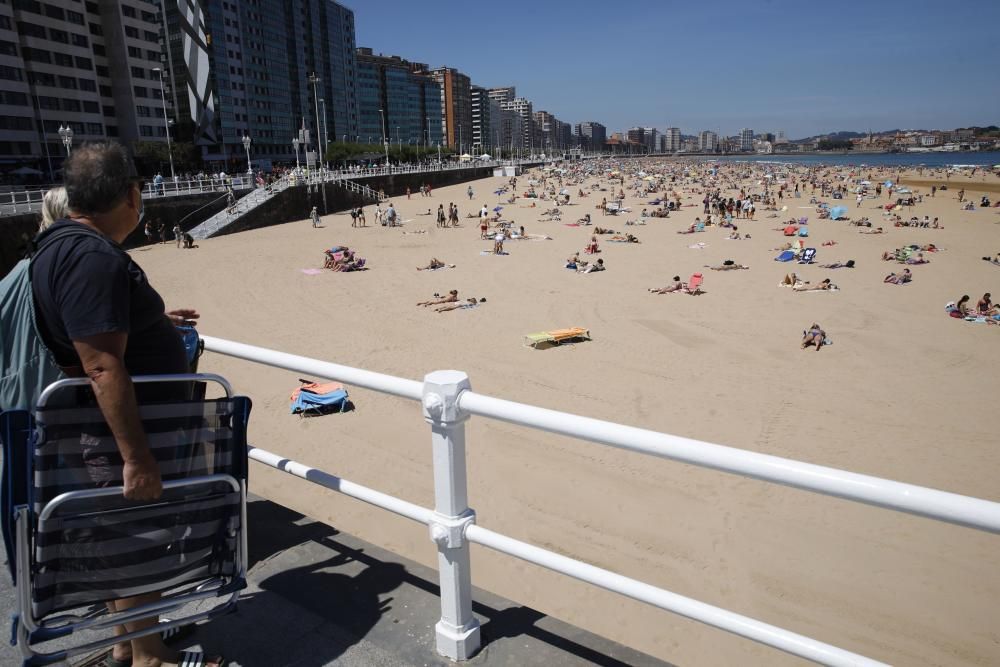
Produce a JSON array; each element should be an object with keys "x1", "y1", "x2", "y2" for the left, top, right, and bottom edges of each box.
[
  {"x1": 649, "y1": 276, "x2": 684, "y2": 293},
  {"x1": 418, "y1": 289, "x2": 458, "y2": 306},
  {"x1": 801, "y1": 323, "x2": 827, "y2": 351},
  {"x1": 707, "y1": 262, "x2": 749, "y2": 270},
  {"x1": 793, "y1": 278, "x2": 834, "y2": 291},
  {"x1": 577, "y1": 258, "x2": 605, "y2": 274},
  {"x1": 819, "y1": 260, "x2": 855, "y2": 269},
  {"x1": 417, "y1": 258, "x2": 455, "y2": 270},
  {"x1": 859, "y1": 227, "x2": 885, "y2": 234},
  {"x1": 884, "y1": 269, "x2": 912, "y2": 285},
  {"x1": 905, "y1": 253, "x2": 929, "y2": 265},
  {"x1": 436, "y1": 297, "x2": 484, "y2": 313},
  {"x1": 609, "y1": 234, "x2": 639, "y2": 243}
]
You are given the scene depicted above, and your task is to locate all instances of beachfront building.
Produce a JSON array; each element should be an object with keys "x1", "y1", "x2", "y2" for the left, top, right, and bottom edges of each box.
[
  {"x1": 663, "y1": 127, "x2": 681, "y2": 153},
  {"x1": 0, "y1": 0, "x2": 170, "y2": 176},
  {"x1": 626, "y1": 127, "x2": 644, "y2": 146},
  {"x1": 355, "y1": 48, "x2": 442, "y2": 149},
  {"x1": 535, "y1": 110, "x2": 564, "y2": 152},
  {"x1": 574, "y1": 121, "x2": 607, "y2": 151},
  {"x1": 162, "y1": 0, "x2": 359, "y2": 169},
  {"x1": 470, "y1": 85, "x2": 503, "y2": 155},
  {"x1": 500, "y1": 96, "x2": 533, "y2": 151},
  {"x1": 698, "y1": 130, "x2": 718, "y2": 152},
  {"x1": 487, "y1": 85, "x2": 515, "y2": 106},
  {"x1": 429, "y1": 66, "x2": 471, "y2": 153},
  {"x1": 498, "y1": 106, "x2": 522, "y2": 155},
  {"x1": 643, "y1": 127, "x2": 658, "y2": 153},
  {"x1": 739, "y1": 128, "x2": 753, "y2": 151},
  {"x1": 555, "y1": 119, "x2": 572, "y2": 151}
]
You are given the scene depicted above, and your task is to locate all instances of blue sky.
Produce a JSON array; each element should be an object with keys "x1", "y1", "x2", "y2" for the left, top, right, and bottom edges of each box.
[{"x1": 351, "y1": 0, "x2": 1000, "y2": 139}]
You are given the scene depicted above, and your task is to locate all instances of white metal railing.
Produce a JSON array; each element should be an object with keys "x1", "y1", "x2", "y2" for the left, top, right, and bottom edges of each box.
[
  {"x1": 188, "y1": 175, "x2": 294, "y2": 239},
  {"x1": 202, "y1": 335, "x2": 1000, "y2": 666}
]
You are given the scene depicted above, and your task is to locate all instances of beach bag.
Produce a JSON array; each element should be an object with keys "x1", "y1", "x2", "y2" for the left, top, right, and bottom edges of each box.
[{"x1": 0, "y1": 226, "x2": 106, "y2": 411}]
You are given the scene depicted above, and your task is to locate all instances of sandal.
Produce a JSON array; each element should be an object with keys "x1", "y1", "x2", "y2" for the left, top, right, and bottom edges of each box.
[
  {"x1": 78, "y1": 620, "x2": 196, "y2": 667},
  {"x1": 179, "y1": 651, "x2": 227, "y2": 667}
]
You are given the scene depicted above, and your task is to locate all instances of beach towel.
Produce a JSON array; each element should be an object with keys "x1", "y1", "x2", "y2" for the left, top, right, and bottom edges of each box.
[
  {"x1": 830, "y1": 206, "x2": 848, "y2": 220},
  {"x1": 290, "y1": 380, "x2": 350, "y2": 415},
  {"x1": 798, "y1": 227, "x2": 809, "y2": 237},
  {"x1": 775, "y1": 250, "x2": 796, "y2": 262},
  {"x1": 301, "y1": 268, "x2": 325, "y2": 275},
  {"x1": 688, "y1": 242, "x2": 707, "y2": 249}
]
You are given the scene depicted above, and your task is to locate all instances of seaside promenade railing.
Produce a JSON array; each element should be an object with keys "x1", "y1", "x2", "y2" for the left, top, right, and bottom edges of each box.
[{"x1": 201, "y1": 335, "x2": 1000, "y2": 666}]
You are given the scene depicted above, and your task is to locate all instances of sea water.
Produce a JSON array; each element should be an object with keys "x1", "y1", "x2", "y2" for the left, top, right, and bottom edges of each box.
[{"x1": 701, "y1": 150, "x2": 1000, "y2": 169}]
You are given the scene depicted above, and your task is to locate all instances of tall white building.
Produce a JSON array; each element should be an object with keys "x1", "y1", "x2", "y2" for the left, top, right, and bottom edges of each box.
[
  {"x1": 663, "y1": 127, "x2": 681, "y2": 152},
  {"x1": 739, "y1": 128, "x2": 753, "y2": 151},
  {"x1": 643, "y1": 127, "x2": 658, "y2": 153},
  {"x1": 698, "y1": 130, "x2": 718, "y2": 152}
]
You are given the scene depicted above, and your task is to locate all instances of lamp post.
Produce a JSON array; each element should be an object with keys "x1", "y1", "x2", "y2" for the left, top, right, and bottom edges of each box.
[
  {"x1": 308, "y1": 72, "x2": 322, "y2": 169},
  {"x1": 292, "y1": 136, "x2": 300, "y2": 169},
  {"x1": 58, "y1": 124, "x2": 73, "y2": 155},
  {"x1": 319, "y1": 97, "x2": 329, "y2": 168},
  {"x1": 377, "y1": 108, "x2": 389, "y2": 167},
  {"x1": 151, "y1": 67, "x2": 176, "y2": 182},
  {"x1": 242, "y1": 134, "x2": 252, "y2": 177}
]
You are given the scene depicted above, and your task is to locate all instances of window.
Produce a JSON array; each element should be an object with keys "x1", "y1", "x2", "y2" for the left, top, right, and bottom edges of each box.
[
  {"x1": 130, "y1": 66, "x2": 145, "y2": 78},
  {"x1": 0, "y1": 40, "x2": 15, "y2": 56},
  {"x1": 82, "y1": 100, "x2": 98, "y2": 113},
  {"x1": 103, "y1": 105, "x2": 114, "y2": 116},
  {"x1": 37, "y1": 95, "x2": 59, "y2": 110},
  {"x1": 16, "y1": 21, "x2": 46, "y2": 38},
  {"x1": 128, "y1": 46, "x2": 141, "y2": 57},
  {"x1": 71, "y1": 33, "x2": 88, "y2": 47},
  {"x1": 146, "y1": 49, "x2": 158, "y2": 61},
  {"x1": 122, "y1": 5, "x2": 136, "y2": 18},
  {"x1": 99, "y1": 84, "x2": 111, "y2": 96},
  {"x1": 133, "y1": 85, "x2": 147, "y2": 97},
  {"x1": 75, "y1": 56, "x2": 92, "y2": 70},
  {"x1": 53, "y1": 51, "x2": 73, "y2": 67},
  {"x1": 0, "y1": 90, "x2": 28, "y2": 106},
  {"x1": 89, "y1": 22, "x2": 103, "y2": 36},
  {"x1": 22, "y1": 47, "x2": 51, "y2": 64},
  {"x1": 85, "y1": 122, "x2": 103, "y2": 135},
  {"x1": 43, "y1": 3, "x2": 64, "y2": 20},
  {"x1": 85, "y1": 1, "x2": 97, "y2": 13},
  {"x1": 66, "y1": 9, "x2": 84, "y2": 25},
  {"x1": 27, "y1": 70, "x2": 54, "y2": 86},
  {"x1": 48, "y1": 28, "x2": 68, "y2": 43},
  {"x1": 141, "y1": 10, "x2": 155, "y2": 22},
  {"x1": 58, "y1": 75, "x2": 78, "y2": 89},
  {"x1": 140, "y1": 125, "x2": 155, "y2": 137},
  {"x1": 136, "y1": 105, "x2": 151, "y2": 117},
  {"x1": 0, "y1": 141, "x2": 34, "y2": 156},
  {"x1": 92, "y1": 43, "x2": 105, "y2": 56},
  {"x1": 62, "y1": 98, "x2": 81, "y2": 112},
  {"x1": 125, "y1": 26, "x2": 138, "y2": 38},
  {"x1": 12, "y1": 0, "x2": 42, "y2": 13},
  {"x1": 0, "y1": 16, "x2": 10, "y2": 30},
  {"x1": 106, "y1": 125, "x2": 118, "y2": 137},
  {"x1": 95, "y1": 65, "x2": 108, "y2": 76},
  {"x1": 0, "y1": 116, "x2": 34, "y2": 131},
  {"x1": 79, "y1": 78, "x2": 96, "y2": 91},
  {"x1": 143, "y1": 30, "x2": 157, "y2": 42},
  {"x1": 0, "y1": 65, "x2": 23, "y2": 82}
]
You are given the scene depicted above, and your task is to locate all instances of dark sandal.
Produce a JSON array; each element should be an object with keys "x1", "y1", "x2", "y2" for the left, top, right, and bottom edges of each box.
[{"x1": 179, "y1": 651, "x2": 226, "y2": 667}]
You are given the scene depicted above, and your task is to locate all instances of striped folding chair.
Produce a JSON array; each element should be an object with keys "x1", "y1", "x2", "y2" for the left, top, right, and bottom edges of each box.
[{"x1": 1, "y1": 374, "x2": 250, "y2": 666}]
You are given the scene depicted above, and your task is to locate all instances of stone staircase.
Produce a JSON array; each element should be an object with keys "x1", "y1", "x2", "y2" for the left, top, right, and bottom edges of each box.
[{"x1": 188, "y1": 172, "x2": 386, "y2": 239}]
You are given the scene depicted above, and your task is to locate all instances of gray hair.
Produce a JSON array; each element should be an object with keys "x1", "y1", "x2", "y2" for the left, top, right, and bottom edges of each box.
[
  {"x1": 63, "y1": 141, "x2": 137, "y2": 215},
  {"x1": 40, "y1": 186, "x2": 69, "y2": 232}
]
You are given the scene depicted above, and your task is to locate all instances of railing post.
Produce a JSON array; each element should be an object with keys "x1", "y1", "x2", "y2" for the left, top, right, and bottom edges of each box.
[{"x1": 422, "y1": 370, "x2": 481, "y2": 661}]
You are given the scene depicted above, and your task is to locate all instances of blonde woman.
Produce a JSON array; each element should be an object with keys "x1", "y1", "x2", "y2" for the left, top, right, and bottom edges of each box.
[{"x1": 39, "y1": 186, "x2": 69, "y2": 232}]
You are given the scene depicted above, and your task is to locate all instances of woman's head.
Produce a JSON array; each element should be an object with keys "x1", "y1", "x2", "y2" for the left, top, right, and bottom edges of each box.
[
  {"x1": 40, "y1": 186, "x2": 69, "y2": 232},
  {"x1": 959, "y1": 294, "x2": 969, "y2": 304}
]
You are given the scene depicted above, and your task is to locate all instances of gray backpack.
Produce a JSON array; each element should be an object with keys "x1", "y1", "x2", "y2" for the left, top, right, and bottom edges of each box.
[{"x1": 0, "y1": 226, "x2": 102, "y2": 411}]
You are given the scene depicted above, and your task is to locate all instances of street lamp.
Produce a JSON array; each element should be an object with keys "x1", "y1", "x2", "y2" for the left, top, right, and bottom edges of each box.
[
  {"x1": 292, "y1": 136, "x2": 300, "y2": 169},
  {"x1": 377, "y1": 108, "x2": 389, "y2": 167},
  {"x1": 151, "y1": 67, "x2": 176, "y2": 182},
  {"x1": 319, "y1": 97, "x2": 329, "y2": 168},
  {"x1": 58, "y1": 124, "x2": 73, "y2": 155},
  {"x1": 242, "y1": 134, "x2": 252, "y2": 176}
]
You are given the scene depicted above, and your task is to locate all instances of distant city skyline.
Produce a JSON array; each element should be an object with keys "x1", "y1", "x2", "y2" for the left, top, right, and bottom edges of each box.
[{"x1": 353, "y1": 0, "x2": 999, "y2": 138}]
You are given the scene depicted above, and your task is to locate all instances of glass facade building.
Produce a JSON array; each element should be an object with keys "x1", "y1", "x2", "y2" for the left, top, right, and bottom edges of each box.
[{"x1": 355, "y1": 48, "x2": 441, "y2": 149}]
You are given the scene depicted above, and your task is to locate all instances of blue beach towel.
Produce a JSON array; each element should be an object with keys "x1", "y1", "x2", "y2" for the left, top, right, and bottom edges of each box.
[
  {"x1": 290, "y1": 380, "x2": 350, "y2": 415},
  {"x1": 775, "y1": 250, "x2": 795, "y2": 262}
]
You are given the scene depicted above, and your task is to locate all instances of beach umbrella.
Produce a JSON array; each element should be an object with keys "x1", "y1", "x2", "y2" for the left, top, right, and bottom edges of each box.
[
  {"x1": 493, "y1": 206, "x2": 503, "y2": 213},
  {"x1": 830, "y1": 206, "x2": 848, "y2": 220}
]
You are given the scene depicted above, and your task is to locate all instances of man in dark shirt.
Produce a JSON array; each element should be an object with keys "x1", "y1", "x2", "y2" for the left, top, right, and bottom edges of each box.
[{"x1": 31, "y1": 142, "x2": 215, "y2": 667}]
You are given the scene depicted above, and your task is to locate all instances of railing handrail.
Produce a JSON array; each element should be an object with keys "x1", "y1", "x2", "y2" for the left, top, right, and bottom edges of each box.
[{"x1": 202, "y1": 335, "x2": 1000, "y2": 665}]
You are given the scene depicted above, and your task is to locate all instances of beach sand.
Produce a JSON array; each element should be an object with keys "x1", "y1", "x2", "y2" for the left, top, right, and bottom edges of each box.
[{"x1": 137, "y1": 163, "x2": 1000, "y2": 666}]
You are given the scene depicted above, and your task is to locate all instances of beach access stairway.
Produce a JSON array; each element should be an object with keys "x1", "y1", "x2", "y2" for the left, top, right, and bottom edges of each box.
[{"x1": 187, "y1": 172, "x2": 386, "y2": 239}]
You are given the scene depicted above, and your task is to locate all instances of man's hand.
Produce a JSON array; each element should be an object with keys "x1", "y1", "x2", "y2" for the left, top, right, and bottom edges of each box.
[
  {"x1": 123, "y1": 455, "x2": 163, "y2": 501},
  {"x1": 167, "y1": 309, "x2": 200, "y2": 326}
]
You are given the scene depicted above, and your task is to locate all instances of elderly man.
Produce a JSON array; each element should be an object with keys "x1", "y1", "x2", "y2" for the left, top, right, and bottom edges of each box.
[{"x1": 30, "y1": 142, "x2": 220, "y2": 667}]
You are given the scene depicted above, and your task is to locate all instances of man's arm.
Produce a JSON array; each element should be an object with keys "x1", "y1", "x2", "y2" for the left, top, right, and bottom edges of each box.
[{"x1": 72, "y1": 332, "x2": 162, "y2": 501}]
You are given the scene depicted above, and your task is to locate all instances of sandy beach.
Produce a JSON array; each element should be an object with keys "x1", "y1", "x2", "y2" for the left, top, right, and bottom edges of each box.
[{"x1": 136, "y1": 160, "x2": 1000, "y2": 666}]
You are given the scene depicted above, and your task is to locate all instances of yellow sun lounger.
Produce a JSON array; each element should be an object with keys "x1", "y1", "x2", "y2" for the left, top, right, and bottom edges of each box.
[{"x1": 523, "y1": 327, "x2": 591, "y2": 348}]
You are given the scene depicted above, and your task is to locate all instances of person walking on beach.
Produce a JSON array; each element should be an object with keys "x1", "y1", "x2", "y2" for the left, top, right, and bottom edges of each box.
[
  {"x1": 173, "y1": 223, "x2": 182, "y2": 248},
  {"x1": 310, "y1": 206, "x2": 321, "y2": 228},
  {"x1": 467, "y1": 185, "x2": 474, "y2": 200}
]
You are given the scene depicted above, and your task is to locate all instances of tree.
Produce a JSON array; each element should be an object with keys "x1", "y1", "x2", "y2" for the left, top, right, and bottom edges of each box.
[
  {"x1": 817, "y1": 139, "x2": 853, "y2": 151},
  {"x1": 132, "y1": 140, "x2": 202, "y2": 175}
]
